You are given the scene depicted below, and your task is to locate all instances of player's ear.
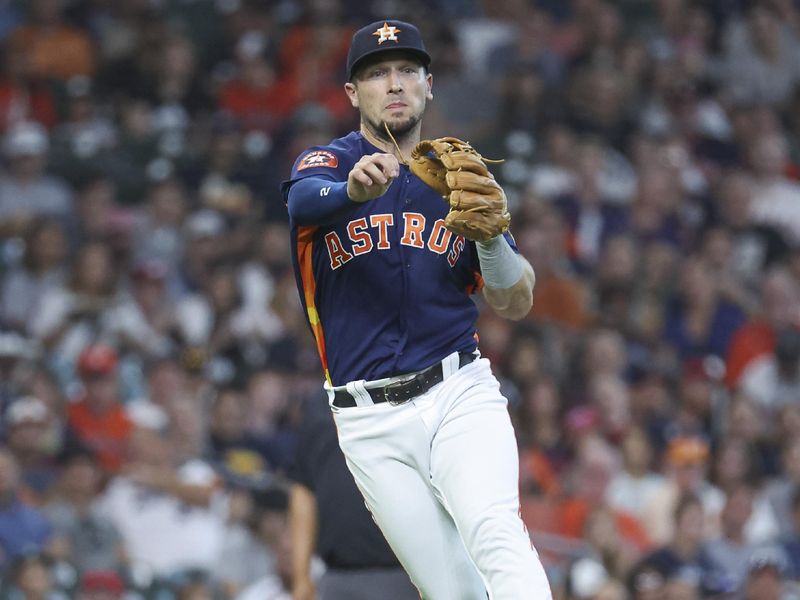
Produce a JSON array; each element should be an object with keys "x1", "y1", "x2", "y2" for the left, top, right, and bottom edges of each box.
[
  {"x1": 344, "y1": 82, "x2": 359, "y2": 108},
  {"x1": 425, "y1": 73, "x2": 433, "y2": 101}
]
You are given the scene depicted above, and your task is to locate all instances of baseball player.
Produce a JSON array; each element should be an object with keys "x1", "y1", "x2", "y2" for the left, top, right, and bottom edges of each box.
[{"x1": 280, "y1": 19, "x2": 553, "y2": 599}]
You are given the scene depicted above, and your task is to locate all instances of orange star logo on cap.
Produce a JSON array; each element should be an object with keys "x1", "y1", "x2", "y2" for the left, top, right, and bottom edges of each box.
[{"x1": 373, "y1": 22, "x2": 401, "y2": 44}]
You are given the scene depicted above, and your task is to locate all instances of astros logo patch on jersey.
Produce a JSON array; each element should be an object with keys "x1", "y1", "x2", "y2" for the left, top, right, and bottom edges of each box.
[{"x1": 298, "y1": 150, "x2": 339, "y2": 171}]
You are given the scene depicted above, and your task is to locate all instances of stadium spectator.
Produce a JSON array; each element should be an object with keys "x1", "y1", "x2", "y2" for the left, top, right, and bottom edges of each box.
[
  {"x1": 104, "y1": 259, "x2": 175, "y2": 361},
  {"x1": 516, "y1": 376, "x2": 567, "y2": 492},
  {"x1": 702, "y1": 483, "x2": 759, "y2": 593},
  {"x1": 0, "y1": 121, "x2": 72, "y2": 238},
  {"x1": 747, "y1": 129, "x2": 800, "y2": 245},
  {"x1": 3, "y1": 552, "x2": 69, "y2": 600},
  {"x1": 642, "y1": 436, "x2": 724, "y2": 545},
  {"x1": 206, "y1": 387, "x2": 277, "y2": 491},
  {"x1": 0, "y1": 41, "x2": 57, "y2": 132},
  {"x1": 710, "y1": 171, "x2": 789, "y2": 295},
  {"x1": 781, "y1": 486, "x2": 800, "y2": 580},
  {"x1": 662, "y1": 255, "x2": 747, "y2": 365},
  {"x1": 66, "y1": 345, "x2": 131, "y2": 474},
  {"x1": 741, "y1": 547, "x2": 793, "y2": 600},
  {"x1": 50, "y1": 79, "x2": 118, "y2": 181},
  {"x1": 525, "y1": 205, "x2": 592, "y2": 330},
  {"x1": 721, "y1": 3, "x2": 800, "y2": 108},
  {"x1": 7, "y1": 0, "x2": 95, "y2": 81},
  {"x1": 145, "y1": 33, "x2": 211, "y2": 119},
  {"x1": 43, "y1": 445, "x2": 123, "y2": 575},
  {"x1": 97, "y1": 406, "x2": 228, "y2": 581},
  {"x1": 709, "y1": 437, "x2": 780, "y2": 544},
  {"x1": 765, "y1": 437, "x2": 800, "y2": 540},
  {"x1": 634, "y1": 493, "x2": 714, "y2": 595},
  {"x1": 0, "y1": 449, "x2": 52, "y2": 569},
  {"x1": 244, "y1": 369, "x2": 297, "y2": 472},
  {"x1": 233, "y1": 536, "x2": 292, "y2": 600},
  {"x1": 0, "y1": 217, "x2": 68, "y2": 331},
  {"x1": 0, "y1": 331, "x2": 40, "y2": 416},
  {"x1": 606, "y1": 426, "x2": 666, "y2": 524},
  {"x1": 3, "y1": 396, "x2": 60, "y2": 502},
  {"x1": 554, "y1": 139, "x2": 630, "y2": 272},
  {"x1": 29, "y1": 242, "x2": 120, "y2": 369},
  {"x1": 219, "y1": 34, "x2": 297, "y2": 134},
  {"x1": 75, "y1": 570, "x2": 126, "y2": 600},
  {"x1": 550, "y1": 438, "x2": 650, "y2": 554}
]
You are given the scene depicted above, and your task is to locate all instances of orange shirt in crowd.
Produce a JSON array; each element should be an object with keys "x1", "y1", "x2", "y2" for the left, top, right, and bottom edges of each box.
[
  {"x1": 520, "y1": 495, "x2": 652, "y2": 553},
  {"x1": 557, "y1": 498, "x2": 651, "y2": 551},
  {"x1": 529, "y1": 274, "x2": 591, "y2": 330},
  {"x1": 277, "y1": 25, "x2": 352, "y2": 81},
  {"x1": 220, "y1": 76, "x2": 300, "y2": 131},
  {"x1": 67, "y1": 401, "x2": 132, "y2": 473},
  {"x1": 9, "y1": 25, "x2": 95, "y2": 80},
  {"x1": 276, "y1": 24, "x2": 355, "y2": 122},
  {"x1": 519, "y1": 448, "x2": 560, "y2": 497}
]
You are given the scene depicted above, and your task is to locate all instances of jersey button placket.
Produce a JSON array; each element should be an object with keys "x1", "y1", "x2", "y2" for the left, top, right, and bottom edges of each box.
[
  {"x1": 394, "y1": 176, "x2": 410, "y2": 365},
  {"x1": 404, "y1": 198, "x2": 411, "y2": 267}
]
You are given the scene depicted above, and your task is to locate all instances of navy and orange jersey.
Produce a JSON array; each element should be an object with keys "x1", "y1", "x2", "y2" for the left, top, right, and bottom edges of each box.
[{"x1": 280, "y1": 131, "x2": 518, "y2": 386}]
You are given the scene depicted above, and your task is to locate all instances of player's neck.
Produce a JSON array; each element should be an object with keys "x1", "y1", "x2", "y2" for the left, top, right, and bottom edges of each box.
[{"x1": 360, "y1": 123, "x2": 418, "y2": 163}]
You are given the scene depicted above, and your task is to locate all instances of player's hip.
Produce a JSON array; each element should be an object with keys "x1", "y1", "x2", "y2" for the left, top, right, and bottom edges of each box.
[
  {"x1": 328, "y1": 353, "x2": 505, "y2": 440},
  {"x1": 325, "y1": 348, "x2": 492, "y2": 410}
]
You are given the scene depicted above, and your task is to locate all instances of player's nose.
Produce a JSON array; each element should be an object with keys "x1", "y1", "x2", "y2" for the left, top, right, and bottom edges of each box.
[{"x1": 386, "y1": 69, "x2": 403, "y2": 92}]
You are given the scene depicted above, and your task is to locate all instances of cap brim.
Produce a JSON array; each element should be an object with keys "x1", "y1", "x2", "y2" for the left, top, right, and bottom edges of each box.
[{"x1": 349, "y1": 47, "x2": 431, "y2": 80}]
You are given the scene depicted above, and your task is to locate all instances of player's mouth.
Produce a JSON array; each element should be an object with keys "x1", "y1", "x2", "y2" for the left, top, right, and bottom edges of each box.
[{"x1": 385, "y1": 102, "x2": 407, "y2": 110}]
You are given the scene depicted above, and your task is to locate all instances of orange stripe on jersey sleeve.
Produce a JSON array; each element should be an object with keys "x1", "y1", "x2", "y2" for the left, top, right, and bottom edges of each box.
[{"x1": 297, "y1": 225, "x2": 332, "y2": 385}]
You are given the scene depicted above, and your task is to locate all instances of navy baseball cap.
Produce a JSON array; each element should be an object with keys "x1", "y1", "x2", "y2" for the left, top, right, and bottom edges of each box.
[{"x1": 346, "y1": 20, "x2": 431, "y2": 81}]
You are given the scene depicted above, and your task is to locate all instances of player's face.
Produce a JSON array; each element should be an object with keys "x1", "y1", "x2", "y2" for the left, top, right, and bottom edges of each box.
[{"x1": 345, "y1": 54, "x2": 433, "y2": 140}]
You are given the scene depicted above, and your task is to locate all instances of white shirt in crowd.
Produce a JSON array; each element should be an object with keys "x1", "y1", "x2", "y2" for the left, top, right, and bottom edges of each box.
[{"x1": 96, "y1": 459, "x2": 228, "y2": 577}]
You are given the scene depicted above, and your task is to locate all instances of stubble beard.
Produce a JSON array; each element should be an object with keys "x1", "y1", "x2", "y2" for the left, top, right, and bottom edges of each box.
[{"x1": 365, "y1": 111, "x2": 422, "y2": 145}]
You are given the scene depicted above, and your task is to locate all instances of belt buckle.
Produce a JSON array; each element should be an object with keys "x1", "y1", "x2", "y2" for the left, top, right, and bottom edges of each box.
[{"x1": 383, "y1": 379, "x2": 413, "y2": 406}]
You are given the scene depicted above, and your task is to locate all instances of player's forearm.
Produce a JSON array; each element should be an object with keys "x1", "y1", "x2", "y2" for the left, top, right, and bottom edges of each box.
[
  {"x1": 482, "y1": 257, "x2": 535, "y2": 320},
  {"x1": 287, "y1": 178, "x2": 357, "y2": 225},
  {"x1": 289, "y1": 484, "x2": 319, "y2": 585}
]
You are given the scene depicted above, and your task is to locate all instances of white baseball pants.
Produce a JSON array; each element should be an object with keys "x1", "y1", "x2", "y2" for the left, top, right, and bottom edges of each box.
[{"x1": 329, "y1": 354, "x2": 553, "y2": 599}]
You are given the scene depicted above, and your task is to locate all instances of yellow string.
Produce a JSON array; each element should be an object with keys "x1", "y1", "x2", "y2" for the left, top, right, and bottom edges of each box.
[
  {"x1": 383, "y1": 121, "x2": 408, "y2": 165},
  {"x1": 382, "y1": 122, "x2": 505, "y2": 165}
]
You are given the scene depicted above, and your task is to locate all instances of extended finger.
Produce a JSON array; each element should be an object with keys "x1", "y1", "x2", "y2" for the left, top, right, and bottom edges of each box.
[
  {"x1": 440, "y1": 152, "x2": 487, "y2": 174},
  {"x1": 351, "y1": 168, "x2": 374, "y2": 186},
  {"x1": 446, "y1": 170, "x2": 501, "y2": 194},
  {"x1": 361, "y1": 161, "x2": 391, "y2": 185},
  {"x1": 369, "y1": 153, "x2": 401, "y2": 177},
  {"x1": 449, "y1": 189, "x2": 505, "y2": 211}
]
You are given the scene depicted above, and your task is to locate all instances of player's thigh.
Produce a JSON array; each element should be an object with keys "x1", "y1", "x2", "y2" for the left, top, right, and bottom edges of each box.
[
  {"x1": 333, "y1": 403, "x2": 487, "y2": 600},
  {"x1": 340, "y1": 451, "x2": 487, "y2": 600},
  {"x1": 429, "y1": 387, "x2": 552, "y2": 597},
  {"x1": 429, "y1": 360, "x2": 523, "y2": 520},
  {"x1": 430, "y1": 390, "x2": 521, "y2": 519}
]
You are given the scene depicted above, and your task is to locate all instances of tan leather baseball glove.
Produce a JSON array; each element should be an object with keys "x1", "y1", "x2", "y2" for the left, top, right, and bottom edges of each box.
[{"x1": 408, "y1": 137, "x2": 511, "y2": 242}]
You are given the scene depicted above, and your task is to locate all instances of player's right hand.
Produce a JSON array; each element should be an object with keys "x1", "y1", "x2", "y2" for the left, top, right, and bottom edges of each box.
[{"x1": 347, "y1": 153, "x2": 400, "y2": 203}]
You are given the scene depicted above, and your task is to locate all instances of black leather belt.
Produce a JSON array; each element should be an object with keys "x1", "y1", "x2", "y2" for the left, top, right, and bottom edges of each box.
[{"x1": 332, "y1": 352, "x2": 477, "y2": 408}]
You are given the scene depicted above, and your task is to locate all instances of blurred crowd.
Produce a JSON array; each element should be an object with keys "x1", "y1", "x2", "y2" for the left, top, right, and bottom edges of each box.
[{"x1": 0, "y1": 0, "x2": 799, "y2": 599}]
